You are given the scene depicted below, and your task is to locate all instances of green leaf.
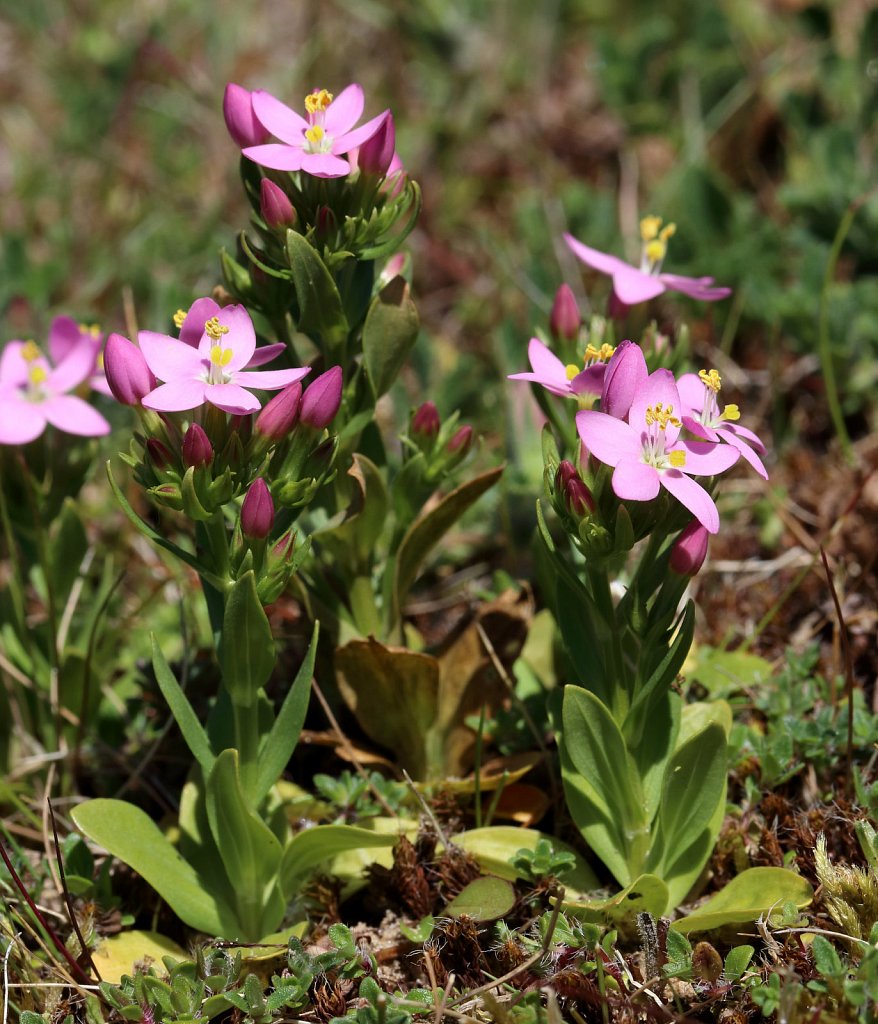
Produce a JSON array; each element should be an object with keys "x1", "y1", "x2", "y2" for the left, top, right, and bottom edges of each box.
[
  {"x1": 671, "y1": 867, "x2": 813, "y2": 934},
  {"x1": 563, "y1": 874, "x2": 670, "y2": 924},
  {"x1": 650, "y1": 723, "x2": 726, "y2": 878},
  {"x1": 71, "y1": 799, "x2": 238, "y2": 937},
  {"x1": 391, "y1": 465, "x2": 503, "y2": 628},
  {"x1": 316, "y1": 455, "x2": 389, "y2": 575},
  {"x1": 48, "y1": 498, "x2": 88, "y2": 604},
  {"x1": 687, "y1": 645, "x2": 774, "y2": 698},
  {"x1": 453, "y1": 826, "x2": 599, "y2": 892},
  {"x1": 253, "y1": 621, "x2": 318, "y2": 806},
  {"x1": 362, "y1": 276, "x2": 420, "y2": 399},
  {"x1": 723, "y1": 944, "x2": 755, "y2": 981},
  {"x1": 555, "y1": 574, "x2": 612, "y2": 710},
  {"x1": 811, "y1": 935, "x2": 845, "y2": 979},
  {"x1": 280, "y1": 824, "x2": 397, "y2": 897},
  {"x1": 218, "y1": 572, "x2": 275, "y2": 708},
  {"x1": 151, "y1": 637, "x2": 214, "y2": 775},
  {"x1": 443, "y1": 876, "x2": 516, "y2": 921},
  {"x1": 285, "y1": 230, "x2": 348, "y2": 351},
  {"x1": 205, "y1": 750, "x2": 284, "y2": 940}
]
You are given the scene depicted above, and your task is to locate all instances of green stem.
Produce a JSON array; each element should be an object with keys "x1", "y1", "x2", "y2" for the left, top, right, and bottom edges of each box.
[{"x1": 233, "y1": 699, "x2": 262, "y2": 803}]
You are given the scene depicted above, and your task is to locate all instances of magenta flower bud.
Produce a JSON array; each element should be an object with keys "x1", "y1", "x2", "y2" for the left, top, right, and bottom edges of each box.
[
  {"x1": 300, "y1": 366, "x2": 343, "y2": 430},
  {"x1": 446, "y1": 425, "x2": 473, "y2": 455},
  {"x1": 146, "y1": 437, "x2": 174, "y2": 471},
  {"x1": 550, "y1": 284, "x2": 581, "y2": 342},
  {"x1": 357, "y1": 112, "x2": 396, "y2": 178},
  {"x1": 182, "y1": 423, "x2": 213, "y2": 468},
  {"x1": 382, "y1": 153, "x2": 406, "y2": 198},
  {"x1": 223, "y1": 83, "x2": 269, "y2": 148},
  {"x1": 555, "y1": 460, "x2": 578, "y2": 492},
  {"x1": 669, "y1": 521, "x2": 710, "y2": 577},
  {"x1": 260, "y1": 178, "x2": 296, "y2": 229},
  {"x1": 600, "y1": 340, "x2": 648, "y2": 420},
  {"x1": 411, "y1": 401, "x2": 441, "y2": 442},
  {"x1": 256, "y1": 381, "x2": 302, "y2": 440},
  {"x1": 103, "y1": 333, "x2": 155, "y2": 406},
  {"x1": 565, "y1": 477, "x2": 596, "y2": 518},
  {"x1": 241, "y1": 478, "x2": 275, "y2": 540}
]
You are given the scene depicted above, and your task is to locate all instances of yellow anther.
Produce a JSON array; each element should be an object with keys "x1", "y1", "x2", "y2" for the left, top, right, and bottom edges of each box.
[
  {"x1": 565, "y1": 363, "x2": 580, "y2": 381},
  {"x1": 305, "y1": 88, "x2": 333, "y2": 114},
  {"x1": 21, "y1": 341, "x2": 41, "y2": 362},
  {"x1": 305, "y1": 124, "x2": 325, "y2": 146},
  {"x1": 204, "y1": 316, "x2": 230, "y2": 342},
  {"x1": 698, "y1": 368, "x2": 722, "y2": 393},
  {"x1": 659, "y1": 222, "x2": 676, "y2": 241},
  {"x1": 721, "y1": 404, "x2": 741, "y2": 422},
  {"x1": 97, "y1": 352, "x2": 105, "y2": 370},
  {"x1": 669, "y1": 450, "x2": 686, "y2": 468},
  {"x1": 640, "y1": 215, "x2": 662, "y2": 241},
  {"x1": 28, "y1": 365, "x2": 47, "y2": 385},
  {"x1": 209, "y1": 344, "x2": 234, "y2": 368},
  {"x1": 79, "y1": 322, "x2": 101, "y2": 337},
  {"x1": 584, "y1": 343, "x2": 615, "y2": 362},
  {"x1": 645, "y1": 403, "x2": 681, "y2": 430},
  {"x1": 598, "y1": 343, "x2": 615, "y2": 361},
  {"x1": 173, "y1": 309, "x2": 188, "y2": 329},
  {"x1": 645, "y1": 239, "x2": 667, "y2": 266}
]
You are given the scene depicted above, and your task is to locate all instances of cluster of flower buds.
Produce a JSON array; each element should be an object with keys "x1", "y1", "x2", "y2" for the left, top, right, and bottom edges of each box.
[{"x1": 407, "y1": 401, "x2": 474, "y2": 478}]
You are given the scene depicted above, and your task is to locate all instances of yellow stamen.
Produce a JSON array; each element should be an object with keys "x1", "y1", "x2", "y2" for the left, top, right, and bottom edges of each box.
[
  {"x1": 28, "y1": 365, "x2": 47, "y2": 385},
  {"x1": 659, "y1": 222, "x2": 676, "y2": 241},
  {"x1": 645, "y1": 239, "x2": 667, "y2": 265},
  {"x1": 204, "y1": 316, "x2": 230, "y2": 342},
  {"x1": 305, "y1": 88, "x2": 333, "y2": 114},
  {"x1": 584, "y1": 343, "x2": 615, "y2": 362},
  {"x1": 565, "y1": 364, "x2": 580, "y2": 381},
  {"x1": 645, "y1": 403, "x2": 681, "y2": 430},
  {"x1": 21, "y1": 341, "x2": 41, "y2": 363},
  {"x1": 640, "y1": 215, "x2": 662, "y2": 242},
  {"x1": 173, "y1": 309, "x2": 188, "y2": 329},
  {"x1": 598, "y1": 343, "x2": 615, "y2": 361},
  {"x1": 305, "y1": 124, "x2": 325, "y2": 146},
  {"x1": 669, "y1": 450, "x2": 686, "y2": 468},
  {"x1": 721, "y1": 404, "x2": 740, "y2": 422},
  {"x1": 698, "y1": 368, "x2": 722, "y2": 393},
  {"x1": 97, "y1": 352, "x2": 105, "y2": 370},
  {"x1": 210, "y1": 345, "x2": 234, "y2": 368},
  {"x1": 79, "y1": 322, "x2": 102, "y2": 338}
]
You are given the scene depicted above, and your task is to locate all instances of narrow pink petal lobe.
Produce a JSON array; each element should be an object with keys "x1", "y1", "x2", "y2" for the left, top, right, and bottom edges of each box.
[
  {"x1": 659, "y1": 274, "x2": 731, "y2": 301},
  {"x1": 564, "y1": 234, "x2": 632, "y2": 277},
  {"x1": 142, "y1": 379, "x2": 207, "y2": 412},
  {"x1": 242, "y1": 144, "x2": 306, "y2": 171},
  {"x1": 323, "y1": 84, "x2": 365, "y2": 135},
  {"x1": 679, "y1": 440, "x2": 739, "y2": 475},
  {"x1": 337, "y1": 110, "x2": 392, "y2": 154},
  {"x1": 628, "y1": 369, "x2": 683, "y2": 446},
  {"x1": 140, "y1": 333, "x2": 205, "y2": 381},
  {"x1": 575, "y1": 410, "x2": 642, "y2": 466},
  {"x1": 232, "y1": 367, "x2": 310, "y2": 391},
  {"x1": 179, "y1": 298, "x2": 220, "y2": 347},
  {"x1": 300, "y1": 152, "x2": 351, "y2": 177},
  {"x1": 613, "y1": 459, "x2": 660, "y2": 501},
  {"x1": 205, "y1": 383, "x2": 261, "y2": 415},
  {"x1": 245, "y1": 343, "x2": 287, "y2": 368},
  {"x1": 42, "y1": 395, "x2": 111, "y2": 436},
  {"x1": 659, "y1": 471, "x2": 720, "y2": 534},
  {"x1": 251, "y1": 90, "x2": 309, "y2": 143},
  {"x1": 48, "y1": 339, "x2": 100, "y2": 393},
  {"x1": 612, "y1": 264, "x2": 666, "y2": 305},
  {"x1": 0, "y1": 343, "x2": 29, "y2": 386},
  {"x1": 0, "y1": 392, "x2": 46, "y2": 443},
  {"x1": 48, "y1": 317, "x2": 83, "y2": 364}
]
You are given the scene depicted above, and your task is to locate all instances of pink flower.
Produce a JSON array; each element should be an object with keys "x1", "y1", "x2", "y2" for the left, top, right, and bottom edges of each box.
[
  {"x1": 243, "y1": 85, "x2": 391, "y2": 179},
  {"x1": 0, "y1": 337, "x2": 111, "y2": 444},
  {"x1": 564, "y1": 216, "x2": 731, "y2": 307},
  {"x1": 46, "y1": 316, "x2": 112, "y2": 397},
  {"x1": 508, "y1": 337, "x2": 611, "y2": 399},
  {"x1": 174, "y1": 298, "x2": 285, "y2": 367},
  {"x1": 223, "y1": 84, "x2": 270, "y2": 148},
  {"x1": 677, "y1": 370, "x2": 768, "y2": 479},
  {"x1": 576, "y1": 369, "x2": 739, "y2": 534},
  {"x1": 139, "y1": 304, "x2": 309, "y2": 416}
]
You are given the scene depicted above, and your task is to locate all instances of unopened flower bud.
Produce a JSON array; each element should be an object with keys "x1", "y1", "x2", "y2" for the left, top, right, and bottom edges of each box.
[
  {"x1": 104, "y1": 333, "x2": 155, "y2": 406},
  {"x1": 260, "y1": 178, "x2": 296, "y2": 229},
  {"x1": 223, "y1": 83, "x2": 269, "y2": 148},
  {"x1": 146, "y1": 438, "x2": 174, "y2": 471},
  {"x1": 411, "y1": 401, "x2": 441, "y2": 442},
  {"x1": 182, "y1": 423, "x2": 213, "y2": 468},
  {"x1": 555, "y1": 460, "x2": 578, "y2": 492},
  {"x1": 382, "y1": 153, "x2": 406, "y2": 198},
  {"x1": 300, "y1": 366, "x2": 343, "y2": 430},
  {"x1": 241, "y1": 478, "x2": 274, "y2": 540},
  {"x1": 357, "y1": 112, "x2": 396, "y2": 178},
  {"x1": 565, "y1": 476, "x2": 595, "y2": 517},
  {"x1": 446, "y1": 425, "x2": 473, "y2": 456},
  {"x1": 601, "y1": 340, "x2": 647, "y2": 420},
  {"x1": 550, "y1": 284, "x2": 581, "y2": 342},
  {"x1": 669, "y1": 521, "x2": 709, "y2": 577},
  {"x1": 256, "y1": 381, "x2": 302, "y2": 440}
]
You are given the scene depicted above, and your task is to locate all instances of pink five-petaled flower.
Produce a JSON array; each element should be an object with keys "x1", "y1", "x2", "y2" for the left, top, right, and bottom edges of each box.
[
  {"x1": 242, "y1": 85, "x2": 391, "y2": 179},
  {"x1": 564, "y1": 215, "x2": 731, "y2": 307},
  {"x1": 174, "y1": 297, "x2": 285, "y2": 367},
  {"x1": 677, "y1": 369, "x2": 768, "y2": 480},
  {"x1": 0, "y1": 337, "x2": 111, "y2": 444},
  {"x1": 576, "y1": 369, "x2": 740, "y2": 534},
  {"x1": 508, "y1": 337, "x2": 613, "y2": 399},
  {"x1": 46, "y1": 317, "x2": 112, "y2": 397},
  {"x1": 139, "y1": 304, "x2": 309, "y2": 416}
]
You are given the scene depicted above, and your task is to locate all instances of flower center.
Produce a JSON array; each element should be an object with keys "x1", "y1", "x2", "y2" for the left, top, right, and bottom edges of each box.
[
  {"x1": 641, "y1": 402, "x2": 686, "y2": 469},
  {"x1": 565, "y1": 343, "x2": 616, "y2": 381},
  {"x1": 303, "y1": 89, "x2": 335, "y2": 153},
  {"x1": 20, "y1": 342, "x2": 50, "y2": 401},
  {"x1": 639, "y1": 215, "x2": 676, "y2": 274},
  {"x1": 697, "y1": 368, "x2": 740, "y2": 425},
  {"x1": 207, "y1": 344, "x2": 234, "y2": 385},
  {"x1": 79, "y1": 322, "x2": 101, "y2": 338}
]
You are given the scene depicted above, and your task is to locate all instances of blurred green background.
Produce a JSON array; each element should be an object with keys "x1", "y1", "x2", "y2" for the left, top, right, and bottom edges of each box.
[{"x1": 1, "y1": 0, "x2": 877, "y2": 437}]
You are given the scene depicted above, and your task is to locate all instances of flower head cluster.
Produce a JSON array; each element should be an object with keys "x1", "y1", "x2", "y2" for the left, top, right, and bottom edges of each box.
[{"x1": 0, "y1": 318, "x2": 111, "y2": 444}]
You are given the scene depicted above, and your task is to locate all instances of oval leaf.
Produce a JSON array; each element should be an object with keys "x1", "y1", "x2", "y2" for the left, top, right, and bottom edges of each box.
[
  {"x1": 363, "y1": 276, "x2": 420, "y2": 399},
  {"x1": 444, "y1": 876, "x2": 515, "y2": 922},
  {"x1": 671, "y1": 867, "x2": 813, "y2": 934},
  {"x1": 219, "y1": 571, "x2": 275, "y2": 707}
]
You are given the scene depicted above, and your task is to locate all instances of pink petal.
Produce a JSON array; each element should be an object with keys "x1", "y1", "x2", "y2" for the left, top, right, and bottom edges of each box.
[
  {"x1": 659, "y1": 471, "x2": 720, "y2": 534},
  {"x1": 0, "y1": 342, "x2": 29, "y2": 386},
  {"x1": 570, "y1": 364, "x2": 605, "y2": 396},
  {"x1": 242, "y1": 143, "x2": 306, "y2": 171},
  {"x1": 251, "y1": 90, "x2": 309, "y2": 144},
  {"x1": 675, "y1": 372, "x2": 705, "y2": 413},
  {"x1": 613, "y1": 458, "x2": 660, "y2": 501},
  {"x1": 323, "y1": 84, "x2": 364, "y2": 135},
  {"x1": 507, "y1": 370, "x2": 571, "y2": 397},
  {"x1": 89, "y1": 373, "x2": 114, "y2": 398},
  {"x1": 681, "y1": 415, "x2": 720, "y2": 443},
  {"x1": 575, "y1": 409, "x2": 641, "y2": 467},
  {"x1": 718, "y1": 429, "x2": 768, "y2": 478},
  {"x1": 300, "y1": 151, "x2": 351, "y2": 178},
  {"x1": 142, "y1": 379, "x2": 208, "y2": 412},
  {"x1": 628, "y1": 369, "x2": 683, "y2": 445},
  {"x1": 563, "y1": 234, "x2": 633, "y2": 277},
  {"x1": 231, "y1": 367, "x2": 310, "y2": 391},
  {"x1": 48, "y1": 316, "x2": 83, "y2": 364},
  {"x1": 678, "y1": 439, "x2": 740, "y2": 475},
  {"x1": 335, "y1": 110, "x2": 392, "y2": 154},
  {"x1": 0, "y1": 389, "x2": 46, "y2": 443},
  {"x1": 721, "y1": 421, "x2": 766, "y2": 454},
  {"x1": 205, "y1": 383, "x2": 261, "y2": 415},
  {"x1": 179, "y1": 297, "x2": 220, "y2": 347},
  {"x1": 42, "y1": 394, "x2": 110, "y2": 436},
  {"x1": 526, "y1": 337, "x2": 565, "y2": 381},
  {"x1": 659, "y1": 273, "x2": 731, "y2": 302},
  {"x1": 197, "y1": 305, "x2": 255, "y2": 370},
  {"x1": 139, "y1": 332, "x2": 205, "y2": 382},
  {"x1": 48, "y1": 337, "x2": 101, "y2": 393},
  {"x1": 245, "y1": 343, "x2": 287, "y2": 368},
  {"x1": 611, "y1": 264, "x2": 666, "y2": 305}
]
